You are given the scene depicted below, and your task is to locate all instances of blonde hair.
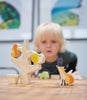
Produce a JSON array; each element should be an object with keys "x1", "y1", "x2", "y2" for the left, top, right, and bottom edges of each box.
[{"x1": 33, "y1": 22, "x2": 66, "y2": 52}]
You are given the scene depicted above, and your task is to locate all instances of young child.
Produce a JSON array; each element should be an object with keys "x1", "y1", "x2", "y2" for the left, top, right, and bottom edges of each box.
[{"x1": 33, "y1": 22, "x2": 77, "y2": 77}]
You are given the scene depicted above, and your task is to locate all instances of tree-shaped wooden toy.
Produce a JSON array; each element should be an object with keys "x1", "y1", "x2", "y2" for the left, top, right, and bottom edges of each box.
[{"x1": 11, "y1": 40, "x2": 45, "y2": 84}]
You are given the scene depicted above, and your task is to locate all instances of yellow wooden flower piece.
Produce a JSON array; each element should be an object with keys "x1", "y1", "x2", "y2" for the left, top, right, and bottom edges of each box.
[{"x1": 31, "y1": 53, "x2": 39, "y2": 64}]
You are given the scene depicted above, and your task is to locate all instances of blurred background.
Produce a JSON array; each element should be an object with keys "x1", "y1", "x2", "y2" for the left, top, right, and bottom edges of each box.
[{"x1": 0, "y1": 0, "x2": 87, "y2": 77}]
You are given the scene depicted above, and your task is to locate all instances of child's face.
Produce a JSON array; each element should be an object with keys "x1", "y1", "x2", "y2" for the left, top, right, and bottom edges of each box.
[{"x1": 38, "y1": 34, "x2": 61, "y2": 61}]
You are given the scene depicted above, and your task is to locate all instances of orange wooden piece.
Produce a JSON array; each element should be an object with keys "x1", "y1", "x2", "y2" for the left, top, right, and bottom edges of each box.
[
  {"x1": 68, "y1": 74, "x2": 74, "y2": 85},
  {"x1": 11, "y1": 44, "x2": 18, "y2": 57}
]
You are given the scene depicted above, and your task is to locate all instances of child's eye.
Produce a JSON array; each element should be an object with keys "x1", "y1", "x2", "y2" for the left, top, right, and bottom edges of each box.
[
  {"x1": 42, "y1": 41, "x2": 46, "y2": 44},
  {"x1": 52, "y1": 41, "x2": 56, "y2": 43}
]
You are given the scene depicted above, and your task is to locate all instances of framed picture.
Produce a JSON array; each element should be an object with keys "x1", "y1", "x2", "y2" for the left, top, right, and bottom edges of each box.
[
  {"x1": 39, "y1": 0, "x2": 87, "y2": 39},
  {"x1": 0, "y1": 0, "x2": 33, "y2": 41}
]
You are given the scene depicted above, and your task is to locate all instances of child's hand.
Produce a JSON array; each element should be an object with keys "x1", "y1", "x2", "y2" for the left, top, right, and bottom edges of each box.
[
  {"x1": 68, "y1": 70, "x2": 84, "y2": 80},
  {"x1": 72, "y1": 71, "x2": 84, "y2": 80}
]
